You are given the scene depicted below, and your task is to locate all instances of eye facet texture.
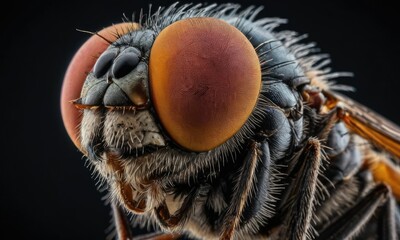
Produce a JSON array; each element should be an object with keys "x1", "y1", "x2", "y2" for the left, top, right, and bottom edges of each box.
[
  {"x1": 61, "y1": 23, "x2": 139, "y2": 150},
  {"x1": 149, "y1": 18, "x2": 261, "y2": 152}
]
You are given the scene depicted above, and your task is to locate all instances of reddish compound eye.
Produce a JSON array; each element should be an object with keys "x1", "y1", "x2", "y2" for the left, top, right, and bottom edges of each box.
[
  {"x1": 60, "y1": 23, "x2": 139, "y2": 150},
  {"x1": 149, "y1": 18, "x2": 261, "y2": 152}
]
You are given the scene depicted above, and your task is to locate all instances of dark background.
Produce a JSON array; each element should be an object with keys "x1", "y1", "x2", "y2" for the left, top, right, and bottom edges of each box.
[{"x1": 2, "y1": 0, "x2": 399, "y2": 239}]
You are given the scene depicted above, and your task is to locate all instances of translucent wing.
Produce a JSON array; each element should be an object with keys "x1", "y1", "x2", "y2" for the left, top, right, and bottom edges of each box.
[{"x1": 324, "y1": 90, "x2": 400, "y2": 161}]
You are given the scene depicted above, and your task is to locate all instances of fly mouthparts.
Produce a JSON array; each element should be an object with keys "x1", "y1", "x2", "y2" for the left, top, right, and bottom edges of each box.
[
  {"x1": 70, "y1": 98, "x2": 150, "y2": 111},
  {"x1": 70, "y1": 98, "x2": 99, "y2": 110}
]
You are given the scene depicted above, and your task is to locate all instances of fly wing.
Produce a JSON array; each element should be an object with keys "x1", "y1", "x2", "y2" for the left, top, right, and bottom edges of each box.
[{"x1": 324, "y1": 90, "x2": 400, "y2": 161}]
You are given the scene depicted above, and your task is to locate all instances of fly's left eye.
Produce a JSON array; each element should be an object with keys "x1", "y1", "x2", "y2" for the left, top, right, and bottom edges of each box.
[
  {"x1": 149, "y1": 18, "x2": 261, "y2": 152},
  {"x1": 61, "y1": 23, "x2": 139, "y2": 150}
]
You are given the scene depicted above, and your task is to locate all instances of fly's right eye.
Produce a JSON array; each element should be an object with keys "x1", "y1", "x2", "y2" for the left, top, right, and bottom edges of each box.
[{"x1": 149, "y1": 18, "x2": 261, "y2": 152}]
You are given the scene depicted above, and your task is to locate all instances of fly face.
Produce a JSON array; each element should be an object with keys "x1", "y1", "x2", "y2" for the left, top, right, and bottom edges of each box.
[{"x1": 75, "y1": 30, "x2": 167, "y2": 161}]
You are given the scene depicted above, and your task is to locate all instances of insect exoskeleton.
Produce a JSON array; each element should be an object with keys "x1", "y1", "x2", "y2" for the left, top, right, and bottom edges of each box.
[{"x1": 61, "y1": 3, "x2": 400, "y2": 240}]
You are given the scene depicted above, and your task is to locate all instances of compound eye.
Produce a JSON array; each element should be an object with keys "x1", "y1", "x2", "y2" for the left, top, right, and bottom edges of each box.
[
  {"x1": 149, "y1": 18, "x2": 261, "y2": 152},
  {"x1": 60, "y1": 23, "x2": 139, "y2": 150}
]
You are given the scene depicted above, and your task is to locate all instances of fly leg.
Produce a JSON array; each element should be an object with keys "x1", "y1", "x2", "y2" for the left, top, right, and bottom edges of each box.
[
  {"x1": 219, "y1": 141, "x2": 265, "y2": 240},
  {"x1": 316, "y1": 183, "x2": 399, "y2": 240},
  {"x1": 110, "y1": 200, "x2": 133, "y2": 240},
  {"x1": 106, "y1": 152, "x2": 148, "y2": 213},
  {"x1": 219, "y1": 135, "x2": 317, "y2": 240},
  {"x1": 131, "y1": 232, "x2": 183, "y2": 240},
  {"x1": 376, "y1": 191, "x2": 399, "y2": 240},
  {"x1": 279, "y1": 138, "x2": 322, "y2": 240},
  {"x1": 154, "y1": 187, "x2": 200, "y2": 229},
  {"x1": 110, "y1": 198, "x2": 185, "y2": 240}
]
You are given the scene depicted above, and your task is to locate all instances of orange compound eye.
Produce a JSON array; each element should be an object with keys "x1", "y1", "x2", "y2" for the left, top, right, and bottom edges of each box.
[
  {"x1": 149, "y1": 18, "x2": 261, "y2": 152},
  {"x1": 60, "y1": 23, "x2": 139, "y2": 151}
]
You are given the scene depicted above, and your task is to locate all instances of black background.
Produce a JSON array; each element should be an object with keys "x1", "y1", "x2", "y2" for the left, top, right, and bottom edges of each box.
[{"x1": 2, "y1": 0, "x2": 399, "y2": 239}]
